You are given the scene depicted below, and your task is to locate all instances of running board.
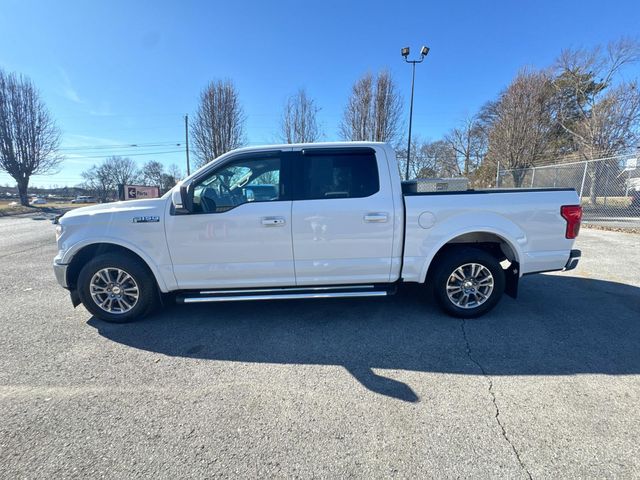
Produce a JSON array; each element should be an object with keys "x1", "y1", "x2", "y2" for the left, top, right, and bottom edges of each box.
[{"x1": 176, "y1": 284, "x2": 393, "y2": 304}]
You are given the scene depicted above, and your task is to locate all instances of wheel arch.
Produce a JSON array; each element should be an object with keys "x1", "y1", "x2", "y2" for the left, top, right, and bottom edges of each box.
[
  {"x1": 65, "y1": 242, "x2": 167, "y2": 292},
  {"x1": 420, "y1": 229, "x2": 523, "y2": 285}
]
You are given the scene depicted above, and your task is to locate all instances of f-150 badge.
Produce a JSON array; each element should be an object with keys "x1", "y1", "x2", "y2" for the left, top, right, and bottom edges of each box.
[{"x1": 132, "y1": 216, "x2": 160, "y2": 223}]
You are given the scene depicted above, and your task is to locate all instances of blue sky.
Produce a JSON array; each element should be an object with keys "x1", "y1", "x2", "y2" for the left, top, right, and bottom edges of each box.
[{"x1": 1, "y1": 0, "x2": 639, "y2": 187}]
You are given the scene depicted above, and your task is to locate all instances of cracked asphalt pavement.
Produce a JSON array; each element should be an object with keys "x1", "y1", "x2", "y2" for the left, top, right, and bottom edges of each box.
[{"x1": 1, "y1": 212, "x2": 639, "y2": 478}]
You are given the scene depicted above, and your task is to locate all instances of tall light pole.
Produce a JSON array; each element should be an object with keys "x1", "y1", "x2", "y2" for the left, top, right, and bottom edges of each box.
[
  {"x1": 184, "y1": 114, "x2": 191, "y2": 176},
  {"x1": 402, "y1": 45, "x2": 429, "y2": 180}
]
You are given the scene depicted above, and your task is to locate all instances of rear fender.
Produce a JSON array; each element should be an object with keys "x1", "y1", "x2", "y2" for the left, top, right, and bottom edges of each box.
[{"x1": 413, "y1": 213, "x2": 526, "y2": 284}]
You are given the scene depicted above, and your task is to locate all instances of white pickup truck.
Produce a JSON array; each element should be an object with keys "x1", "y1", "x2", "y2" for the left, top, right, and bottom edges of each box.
[{"x1": 53, "y1": 142, "x2": 582, "y2": 322}]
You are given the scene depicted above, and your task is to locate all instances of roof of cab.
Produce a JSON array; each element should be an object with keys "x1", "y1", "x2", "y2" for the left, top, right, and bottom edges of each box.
[
  {"x1": 230, "y1": 141, "x2": 388, "y2": 153},
  {"x1": 184, "y1": 141, "x2": 392, "y2": 182}
]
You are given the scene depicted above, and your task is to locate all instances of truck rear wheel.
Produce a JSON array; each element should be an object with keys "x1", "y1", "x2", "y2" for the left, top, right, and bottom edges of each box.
[
  {"x1": 77, "y1": 253, "x2": 157, "y2": 323},
  {"x1": 431, "y1": 247, "x2": 505, "y2": 318}
]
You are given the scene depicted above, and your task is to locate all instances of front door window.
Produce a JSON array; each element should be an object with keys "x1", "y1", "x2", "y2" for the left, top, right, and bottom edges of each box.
[{"x1": 192, "y1": 157, "x2": 282, "y2": 213}]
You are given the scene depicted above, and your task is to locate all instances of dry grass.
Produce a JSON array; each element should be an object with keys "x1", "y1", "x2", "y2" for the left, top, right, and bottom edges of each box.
[
  {"x1": 580, "y1": 196, "x2": 633, "y2": 208},
  {"x1": 582, "y1": 223, "x2": 640, "y2": 234},
  {"x1": 0, "y1": 200, "x2": 81, "y2": 216}
]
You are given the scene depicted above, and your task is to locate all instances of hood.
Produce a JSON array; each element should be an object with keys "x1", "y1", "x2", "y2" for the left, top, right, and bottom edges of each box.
[{"x1": 60, "y1": 198, "x2": 167, "y2": 224}]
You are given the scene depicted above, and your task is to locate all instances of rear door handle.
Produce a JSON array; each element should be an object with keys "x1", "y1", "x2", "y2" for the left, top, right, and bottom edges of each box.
[
  {"x1": 261, "y1": 216, "x2": 286, "y2": 226},
  {"x1": 364, "y1": 213, "x2": 389, "y2": 223}
]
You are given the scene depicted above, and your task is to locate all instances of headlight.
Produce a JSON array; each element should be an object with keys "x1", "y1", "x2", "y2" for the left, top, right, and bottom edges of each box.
[{"x1": 55, "y1": 224, "x2": 64, "y2": 241}]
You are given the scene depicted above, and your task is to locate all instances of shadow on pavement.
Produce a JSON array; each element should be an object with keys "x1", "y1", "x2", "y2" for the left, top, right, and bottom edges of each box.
[{"x1": 88, "y1": 274, "x2": 640, "y2": 403}]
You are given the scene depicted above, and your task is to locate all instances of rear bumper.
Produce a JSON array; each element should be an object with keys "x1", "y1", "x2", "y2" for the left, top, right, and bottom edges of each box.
[{"x1": 563, "y1": 249, "x2": 581, "y2": 271}]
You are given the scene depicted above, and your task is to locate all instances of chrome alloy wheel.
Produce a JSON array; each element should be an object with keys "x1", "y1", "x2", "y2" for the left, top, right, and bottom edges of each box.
[
  {"x1": 89, "y1": 268, "x2": 139, "y2": 314},
  {"x1": 446, "y1": 263, "x2": 494, "y2": 309}
]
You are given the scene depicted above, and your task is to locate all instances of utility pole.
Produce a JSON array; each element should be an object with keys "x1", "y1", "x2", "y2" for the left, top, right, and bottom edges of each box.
[
  {"x1": 401, "y1": 45, "x2": 429, "y2": 181},
  {"x1": 184, "y1": 114, "x2": 191, "y2": 176}
]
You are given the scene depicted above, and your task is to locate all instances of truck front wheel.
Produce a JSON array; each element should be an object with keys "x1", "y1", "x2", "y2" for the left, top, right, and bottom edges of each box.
[
  {"x1": 431, "y1": 247, "x2": 505, "y2": 318},
  {"x1": 77, "y1": 253, "x2": 157, "y2": 323}
]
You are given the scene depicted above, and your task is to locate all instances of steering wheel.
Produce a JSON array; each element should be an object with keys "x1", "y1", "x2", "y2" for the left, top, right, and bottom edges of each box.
[{"x1": 219, "y1": 181, "x2": 242, "y2": 206}]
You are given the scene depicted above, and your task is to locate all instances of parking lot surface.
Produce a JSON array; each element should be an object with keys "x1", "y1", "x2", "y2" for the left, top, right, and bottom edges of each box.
[{"x1": 1, "y1": 212, "x2": 639, "y2": 479}]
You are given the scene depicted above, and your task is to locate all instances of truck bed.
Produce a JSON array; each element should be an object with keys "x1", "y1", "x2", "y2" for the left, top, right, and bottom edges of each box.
[{"x1": 400, "y1": 187, "x2": 580, "y2": 280}]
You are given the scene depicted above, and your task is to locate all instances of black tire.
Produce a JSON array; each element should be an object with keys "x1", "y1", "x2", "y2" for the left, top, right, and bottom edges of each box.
[
  {"x1": 430, "y1": 247, "x2": 505, "y2": 318},
  {"x1": 77, "y1": 253, "x2": 157, "y2": 323}
]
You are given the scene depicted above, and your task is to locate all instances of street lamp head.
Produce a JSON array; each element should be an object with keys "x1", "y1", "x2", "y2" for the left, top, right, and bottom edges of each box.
[
  {"x1": 420, "y1": 46, "x2": 430, "y2": 57},
  {"x1": 401, "y1": 47, "x2": 410, "y2": 58}
]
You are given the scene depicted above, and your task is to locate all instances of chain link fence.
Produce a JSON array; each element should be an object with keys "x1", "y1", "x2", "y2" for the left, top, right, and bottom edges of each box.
[{"x1": 496, "y1": 153, "x2": 640, "y2": 228}]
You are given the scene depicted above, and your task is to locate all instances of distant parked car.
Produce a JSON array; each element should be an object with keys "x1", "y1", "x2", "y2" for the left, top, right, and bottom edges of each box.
[
  {"x1": 71, "y1": 196, "x2": 97, "y2": 204},
  {"x1": 30, "y1": 197, "x2": 47, "y2": 205}
]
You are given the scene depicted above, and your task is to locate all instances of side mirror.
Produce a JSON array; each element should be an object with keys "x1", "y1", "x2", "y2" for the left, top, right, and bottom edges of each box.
[
  {"x1": 171, "y1": 188, "x2": 183, "y2": 209},
  {"x1": 180, "y1": 184, "x2": 194, "y2": 212},
  {"x1": 171, "y1": 183, "x2": 193, "y2": 213}
]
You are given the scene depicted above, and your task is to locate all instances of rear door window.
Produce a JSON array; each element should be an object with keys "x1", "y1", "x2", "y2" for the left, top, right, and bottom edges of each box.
[{"x1": 295, "y1": 150, "x2": 379, "y2": 200}]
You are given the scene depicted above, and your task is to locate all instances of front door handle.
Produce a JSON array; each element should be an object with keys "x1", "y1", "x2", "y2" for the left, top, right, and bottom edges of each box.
[
  {"x1": 261, "y1": 216, "x2": 286, "y2": 226},
  {"x1": 364, "y1": 212, "x2": 389, "y2": 223}
]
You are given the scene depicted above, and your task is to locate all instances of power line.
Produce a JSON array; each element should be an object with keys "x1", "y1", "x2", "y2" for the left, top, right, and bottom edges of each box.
[
  {"x1": 59, "y1": 141, "x2": 182, "y2": 152},
  {"x1": 63, "y1": 149, "x2": 184, "y2": 160},
  {"x1": 55, "y1": 113, "x2": 186, "y2": 120}
]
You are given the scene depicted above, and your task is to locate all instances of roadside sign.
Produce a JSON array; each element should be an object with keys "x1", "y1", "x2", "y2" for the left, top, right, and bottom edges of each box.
[{"x1": 118, "y1": 184, "x2": 160, "y2": 200}]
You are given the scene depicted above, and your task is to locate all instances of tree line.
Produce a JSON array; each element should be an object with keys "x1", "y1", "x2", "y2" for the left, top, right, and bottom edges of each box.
[
  {"x1": 189, "y1": 37, "x2": 640, "y2": 199},
  {"x1": 476, "y1": 37, "x2": 639, "y2": 202},
  {"x1": 81, "y1": 158, "x2": 183, "y2": 202},
  {"x1": 1, "y1": 37, "x2": 638, "y2": 205},
  {"x1": 190, "y1": 70, "x2": 404, "y2": 168}
]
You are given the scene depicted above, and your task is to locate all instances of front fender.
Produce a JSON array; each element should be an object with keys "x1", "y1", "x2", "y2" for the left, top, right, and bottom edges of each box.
[{"x1": 61, "y1": 237, "x2": 174, "y2": 292}]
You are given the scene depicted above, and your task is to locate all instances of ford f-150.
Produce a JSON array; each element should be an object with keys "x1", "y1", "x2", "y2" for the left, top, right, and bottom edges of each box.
[{"x1": 53, "y1": 142, "x2": 582, "y2": 322}]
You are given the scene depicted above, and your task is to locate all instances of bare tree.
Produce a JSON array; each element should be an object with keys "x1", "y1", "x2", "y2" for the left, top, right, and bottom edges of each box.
[
  {"x1": 397, "y1": 138, "x2": 460, "y2": 180},
  {"x1": 428, "y1": 140, "x2": 461, "y2": 177},
  {"x1": 373, "y1": 71, "x2": 403, "y2": 143},
  {"x1": 553, "y1": 38, "x2": 640, "y2": 202},
  {"x1": 0, "y1": 69, "x2": 62, "y2": 205},
  {"x1": 280, "y1": 89, "x2": 322, "y2": 143},
  {"x1": 191, "y1": 79, "x2": 245, "y2": 167},
  {"x1": 166, "y1": 163, "x2": 183, "y2": 181},
  {"x1": 445, "y1": 116, "x2": 488, "y2": 176},
  {"x1": 139, "y1": 160, "x2": 165, "y2": 187},
  {"x1": 340, "y1": 73, "x2": 373, "y2": 141},
  {"x1": 81, "y1": 164, "x2": 112, "y2": 202},
  {"x1": 396, "y1": 137, "x2": 433, "y2": 180},
  {"x1": 81, "y1": 156, "x2": 139, "y2": 201},
  {"x1": 484, "y1": 69, "x2": 555, "y2": 186},
  {"x1": 138, "y1": 161, "x2": 184, "y2": 193},
  {"x1": 103, "y1": 156, "x2": 139, "y2": 186},
  {"x1": 155, "y1": 164, "x2": 182, "y2": 192},
  {"x1": 158, "y1": 163, "x2": 183, "y2": 192},
  {"x1": 340, "y1": 71, "x2": 403, "y2": 143}
]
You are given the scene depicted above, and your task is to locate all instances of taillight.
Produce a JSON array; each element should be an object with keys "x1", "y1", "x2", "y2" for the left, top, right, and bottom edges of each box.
[{"x1": 561, "y1": 205, "x2": 582, "y2": 239}]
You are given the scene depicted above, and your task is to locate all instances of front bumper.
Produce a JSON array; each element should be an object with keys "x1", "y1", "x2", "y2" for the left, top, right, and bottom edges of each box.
[
  {"x1": 563, "y1": 249, "x2": 581, "y2": 271},
  {"x1": 53, "y1": 262, "x2": 69, "y2": 288}
]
